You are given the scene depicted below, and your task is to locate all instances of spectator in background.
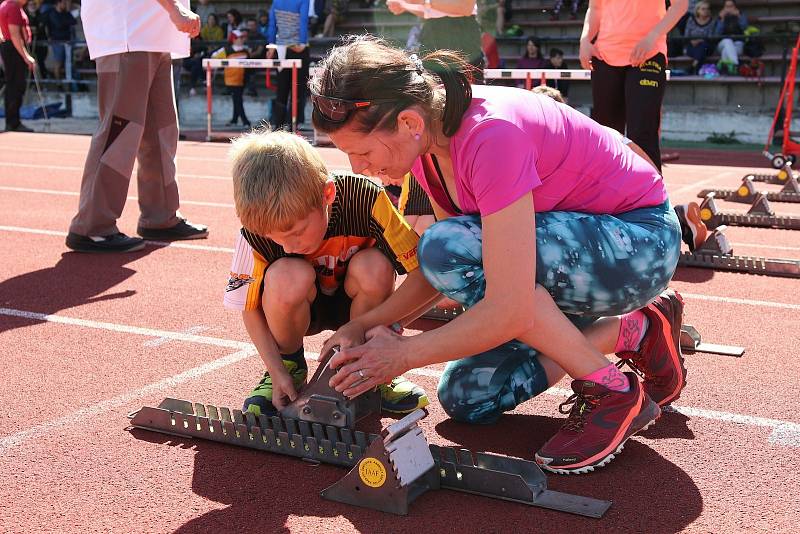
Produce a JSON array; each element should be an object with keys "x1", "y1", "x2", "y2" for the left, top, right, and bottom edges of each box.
[
  {"x1": 321, "y1": 0, "x2": 346, "y2": 37},
  {"x1": 257, "y1": 10, "x2": 269, "y2": 39},
  {"x1": 683, "y1": 0, "x2": 714, "y2": 74},
  {"x1": 267, "y1": 0, "x2": 310, "y2": 129},
  {"x1": 45, "y1": 0, "x2": 75, "y2": 83},
  {"x1": 195, "y1": 0, "x2": 214, "y2": 27},
  {"x1": 244, "y1": 17, "x2": 265, "y2": 96},
  {"x1": 1, "y1": 0, "x2": 35, "y2": 132},
  {"x1": 545, "y1": 47, "x2": 570, "y2": 99},
  {"x1": 211, "y1": 29, "x2": 252, "y2": 128},
  {"x1": 27, "y1": 0, "x2": 49, "y2": 76},
  {"x1": 714, "y1": 0, "x2": 747, "y2": 75},
  {"x1": 386, "y1": 0, "x2": 483, "y2": 76},
  {"x1": 200, "y1": 12, "x2": 223, "y2": 41},
  {"x1": 224, "y1": 8, "x2": 245, "y2": 40},
  {"x1": 550, "y1": 0, "x2": 583, "y2": 21},
  {"x1": 580, "y1": 0, "x2": 688, "y2": 172},
  {"x1": 518, "y1": 36, "x2": 545, "y2": 69}
]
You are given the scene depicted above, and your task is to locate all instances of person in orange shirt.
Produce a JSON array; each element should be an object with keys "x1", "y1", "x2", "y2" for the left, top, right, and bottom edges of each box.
[{"x1": 579, "y1": 0, "x2": 687, "y2": 172}]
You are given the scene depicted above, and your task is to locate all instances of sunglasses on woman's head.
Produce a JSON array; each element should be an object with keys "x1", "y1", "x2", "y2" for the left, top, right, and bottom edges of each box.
[{"x1": 310, "y1": 91, "x2": 394, "y2": 123}]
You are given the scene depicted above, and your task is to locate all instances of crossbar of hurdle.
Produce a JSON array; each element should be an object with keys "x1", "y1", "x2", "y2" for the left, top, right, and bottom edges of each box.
[{"x1": 202, "y1": 58, "x2": 303, "y2": 139}]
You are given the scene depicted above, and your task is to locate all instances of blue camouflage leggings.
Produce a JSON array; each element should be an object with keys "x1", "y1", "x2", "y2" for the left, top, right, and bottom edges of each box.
[{"x1": 417, "y1": 201, "x2": 681, "y2": 424}]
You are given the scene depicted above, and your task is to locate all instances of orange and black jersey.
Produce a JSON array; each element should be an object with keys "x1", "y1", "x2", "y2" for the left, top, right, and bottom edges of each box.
[
  {"x1": 224, "y1": 173, "x2": 419, "y2": 311},
  {"x1": 398, "y1": 172, "x2": 434, "y2": 216}
]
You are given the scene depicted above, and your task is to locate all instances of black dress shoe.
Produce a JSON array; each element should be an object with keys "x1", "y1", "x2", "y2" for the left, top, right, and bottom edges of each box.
[
  {"x1": 137, "y1": 219, "x2": 209, "y2": 241},
  {"x1": 66, "y1": 232, "x2": 146, "y2": 253}
]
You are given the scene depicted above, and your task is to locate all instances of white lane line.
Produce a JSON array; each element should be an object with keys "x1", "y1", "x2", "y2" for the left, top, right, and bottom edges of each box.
[
  {"x1": 0, "y1": 161, "x2": 230, "y2": 181},
  {"x1": 0, "y1": 185, "x2": 235, "y2": 208},
  {"x1": 668, "y1": 171, "x2": 737, "y2": 196},
  {"x1": 680, "y1": 293, "x2": 800, "y2": 311},
  {"x1": 0, "y1": 348, "x2": 255, "y2": 453},
  {"x1": 0, "y1": 226, "x2": 235, "y2": 253},
  {"x1": 0, "y1": 145, "x2": 231, "y2": 162},
  {"x1": 144, "y1": 325, "x2": 210, "y2": 347},
  {"x1": 2, "y1": 306, "x2": 798, "y2": 448}
]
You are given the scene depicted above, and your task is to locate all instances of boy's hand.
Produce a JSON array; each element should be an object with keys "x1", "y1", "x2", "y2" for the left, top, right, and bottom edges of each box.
[
  {"x1": 321, "y1": 321, "x2": 366, "y2": 358},
  {"x1": 270, "y1": 367, "x2": 300, "y2": 410}
]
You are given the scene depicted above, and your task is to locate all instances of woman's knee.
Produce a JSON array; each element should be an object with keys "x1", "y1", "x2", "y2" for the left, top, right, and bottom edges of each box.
[{"x1": 437, "y1": 380, "x2": 502, "y2": 425}]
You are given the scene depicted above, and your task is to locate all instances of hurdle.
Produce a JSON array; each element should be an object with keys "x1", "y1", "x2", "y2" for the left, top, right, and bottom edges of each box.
[{"x1": 202, "y1": 58, "x2": 303, "y2": 139}]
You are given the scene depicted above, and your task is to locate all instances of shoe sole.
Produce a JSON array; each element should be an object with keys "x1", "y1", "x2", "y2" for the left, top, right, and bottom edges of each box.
[
  {"x1": 381, "y1": 393, "x2": 430, "y2": 415},
  {"x1": 683, "y1": 203, "x2": 708, "y2": 250},
  {"x1": 650, "y1": 290, "x2": 688, "y2": 406},
  {"x1": 139, "y1": 231, "x2": 209, "y2": 241},
  {"x1": 66, "y1": 241, "x2": 146, "y2": 253},
  {"x1": 535, "y1": 393, "x2": 661, "y2": 475}
]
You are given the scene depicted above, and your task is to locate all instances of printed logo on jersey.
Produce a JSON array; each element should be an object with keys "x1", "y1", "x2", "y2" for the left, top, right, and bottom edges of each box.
[{"x1": 226, "y1": 272, "x2": 254, "y2": 292}]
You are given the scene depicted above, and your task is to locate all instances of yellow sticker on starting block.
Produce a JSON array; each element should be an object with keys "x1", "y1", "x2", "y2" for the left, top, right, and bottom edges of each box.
[
  {"x1": 737, "y1": 185, "x2": 749, "y2": 196},
  {"x1": 778, "y1": 170, "x2": 787, "y2": 180},
  {"x1": 700, "y1": 208, "x2": 712, "y2": 221},
  {"x1": 358, "y1": 457, "x2": 387, "y2": 488}
]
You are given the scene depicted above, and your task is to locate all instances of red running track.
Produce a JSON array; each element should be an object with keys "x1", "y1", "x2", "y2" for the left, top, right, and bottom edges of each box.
[{"x1": 1, "y1": 132, "x2": 799, "y2": 533}]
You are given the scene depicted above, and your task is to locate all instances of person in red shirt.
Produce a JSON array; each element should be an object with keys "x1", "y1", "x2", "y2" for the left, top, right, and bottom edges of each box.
[{"x1": 0, "y1": 0, "x2": 35, "y2": 132}]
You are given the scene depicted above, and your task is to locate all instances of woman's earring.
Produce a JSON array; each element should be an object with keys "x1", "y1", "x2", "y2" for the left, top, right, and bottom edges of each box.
[{"x1": 414, "y1": 134, "x2": 421, "y2": 141}]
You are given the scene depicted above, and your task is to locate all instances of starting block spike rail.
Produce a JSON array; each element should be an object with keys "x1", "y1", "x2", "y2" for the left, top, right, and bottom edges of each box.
[
  {"x1": 677, "y1": 225, "x2": 800, "y2": 278},
  {"x1": 698, "y1": 175, "x2": 800, "y2": 204},
  {"x1": 744, "y1": 163, "x2": 798, "y2": 185},
  {"x1": 130, "y1": 403, "x2": 612, "y2": 518},
  {"x1": 698, "y1": 193, "x2": 800, "y2": 231},
  {"x1": 421, "y1": 306, "x2": 747, "y2": 355}
]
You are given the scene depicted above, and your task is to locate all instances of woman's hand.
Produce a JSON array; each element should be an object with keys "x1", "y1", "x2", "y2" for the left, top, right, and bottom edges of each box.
[
  {"x1": 630, "y1": 33, "x2": 657, "y2": 66},
  {"x1": 579, "y1": 38, "x2": 599, "y2": 70},
  {"x1": 328, "y1": 326, "x2": 410, "y2": 399},
  {"x1": 321, "y1": 321, "x2": 367, "y2": 359}
]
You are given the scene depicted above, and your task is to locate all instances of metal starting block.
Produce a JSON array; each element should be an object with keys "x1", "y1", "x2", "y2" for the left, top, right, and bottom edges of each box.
[
  {"x1": 744, "y1": 163, "x2": 798, "y2": 185},
  {"x1": 680, "y1": 325, "x2": 744, "y2": 357},
  {"x1": 677, "y1": 225, "x2": 800, "y2": 278},
  {"x1": 129, "y1": 403, "x2": 612, "y2": 518},
  {"x1": 281, "y1": 350, "x2": 380, "y2": 428},
  {"x1": 698, "y1": 175, "x2": 800, "y2": 204},
  {"x1": 697, "y1": 192, "x2": 800, "y2": 231},
  {"x1": 423, "y1": 304, "x2": 744, "y2": 356}
]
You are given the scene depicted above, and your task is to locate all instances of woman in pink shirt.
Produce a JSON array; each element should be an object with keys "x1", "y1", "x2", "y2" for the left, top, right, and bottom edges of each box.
[
  {"x1": 579, "y1": 0, "x2": 688, "y2": 171},
  {"x1": 313, "y1": 36, "x2": 683, "y2": 474}
]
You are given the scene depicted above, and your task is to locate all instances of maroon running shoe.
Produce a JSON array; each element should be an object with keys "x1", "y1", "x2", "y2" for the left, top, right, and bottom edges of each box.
[
  {"x1": 618, "y1": 289, "x2": 687, "y2": 406},
  {"x1": 535, "y1": 372, "x2": 660, "y2": 474}
]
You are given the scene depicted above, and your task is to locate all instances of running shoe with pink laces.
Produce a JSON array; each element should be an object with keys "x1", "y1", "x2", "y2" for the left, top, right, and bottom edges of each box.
[
  {"x1": 535, "y1": 372, "x2": 660, "y2": 474},
  {"x1": 617, "y1": 289, "x2": 687, "y2": 407}
]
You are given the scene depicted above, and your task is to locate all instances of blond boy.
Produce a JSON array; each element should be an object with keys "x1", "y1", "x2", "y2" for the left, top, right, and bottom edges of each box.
[{"x1": 224, "y1": 130, "x2": 428, "y2": 415}]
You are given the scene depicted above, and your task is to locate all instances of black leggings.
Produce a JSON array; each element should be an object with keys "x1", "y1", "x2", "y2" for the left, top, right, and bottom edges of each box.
[
  {"x1": 271, "y1": 46, "x2": 310, "y2": 130},
  {"x1": 230, "y1": 86, "x2": 249, "y2": 124},
  {"x1": 1, "y1": 41, "x2": 28, "y2": 130},
  {"x1": 590, "y1": 53, "x2": 666, "y2": 171}
]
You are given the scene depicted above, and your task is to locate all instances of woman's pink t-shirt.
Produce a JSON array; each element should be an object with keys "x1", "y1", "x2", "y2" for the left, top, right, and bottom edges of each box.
[
  {"x1": 593, "y1": 0, "x2": 667, "y2": 67},
  {"x1": 410, "y1": 84, "x2": 667, "y2": 217}
]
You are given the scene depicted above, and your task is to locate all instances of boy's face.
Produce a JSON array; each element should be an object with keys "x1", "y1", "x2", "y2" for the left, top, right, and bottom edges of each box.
[
  {"x1": 551, "y1": 54, "x2": 563, "y2": 67},
  {"x1": 263, "y1": 181, "x2": 335, "y2": 255}
]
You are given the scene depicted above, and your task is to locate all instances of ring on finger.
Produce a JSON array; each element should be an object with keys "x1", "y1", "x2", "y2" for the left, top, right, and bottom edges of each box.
[{"x1": 358, "y1": 369, "x2": 365, "y2": 379}]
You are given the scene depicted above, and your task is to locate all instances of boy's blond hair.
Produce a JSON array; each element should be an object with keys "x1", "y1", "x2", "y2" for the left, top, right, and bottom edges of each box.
[
  {"x1": 230, "y1": 129, "x2": 329, "y2": 234},
  {"x1": 531, "y1": 84, "x2": 565, "y2": 103}
]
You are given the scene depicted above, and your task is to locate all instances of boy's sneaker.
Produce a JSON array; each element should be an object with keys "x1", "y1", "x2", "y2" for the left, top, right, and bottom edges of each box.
[
  {"x1": 379, "y1": 376, "x2": 429, "y2": 414},
  {"x1": 137, "y1": 218, "x2": 208, "y2": 241},
  {"x1": 674, "y1": 202, "x2": 708, "y2": 251},
  {"x1": 243, "y1": 356, "x2": 308, "y2": 416},
  {"x1": 66, "y1": 232, "x2": 145, "y2": 253},
  {"x1": 535, "y1": 372, "x2": 660, "y2": 474},
  {"x1": 617, "y1": 289, "x2": 687, "y2": 406}
]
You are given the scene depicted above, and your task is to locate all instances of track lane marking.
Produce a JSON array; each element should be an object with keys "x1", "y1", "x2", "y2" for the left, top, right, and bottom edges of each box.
[
  {"x1": 0, "y1": 161, "x2": 231, "y2": 181},
  {"x1": 0, "y1": 186, "x2": 235, "y2": 208},
  {"x1": 1, "y1": 307, "x2": 798, "y2": 449}
]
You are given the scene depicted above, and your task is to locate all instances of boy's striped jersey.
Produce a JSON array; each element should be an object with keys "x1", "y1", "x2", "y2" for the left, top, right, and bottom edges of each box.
[{"x1": 224, "y1": 173, "x2": 419, "y2": 311}]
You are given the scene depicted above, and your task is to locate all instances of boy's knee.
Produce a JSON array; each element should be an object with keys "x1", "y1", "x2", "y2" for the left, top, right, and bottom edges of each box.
[
  {"x1": 345, "y1": 248, "x2": 394, "y2": 296},
  {"x1": 263, "y1": 258, "x2": 316, "y2": 307}
]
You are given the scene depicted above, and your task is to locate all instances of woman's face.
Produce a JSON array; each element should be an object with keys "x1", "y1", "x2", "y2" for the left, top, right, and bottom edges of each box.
[
  {"x1": 328, "y1": 121, "x2": 420, "y2": 186},
  {"x1": 227, "y1": 13, "x2": 235, "y2": 24},
  {"x1": 208, "y1": 14, "x2": 217, "y2": 26},
  {"x1": 526, "y1": 41, "x2": 538, "y2": 57},
  {"x1": 696, "y1": 2, "x2": 710, "y2": 16}
]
